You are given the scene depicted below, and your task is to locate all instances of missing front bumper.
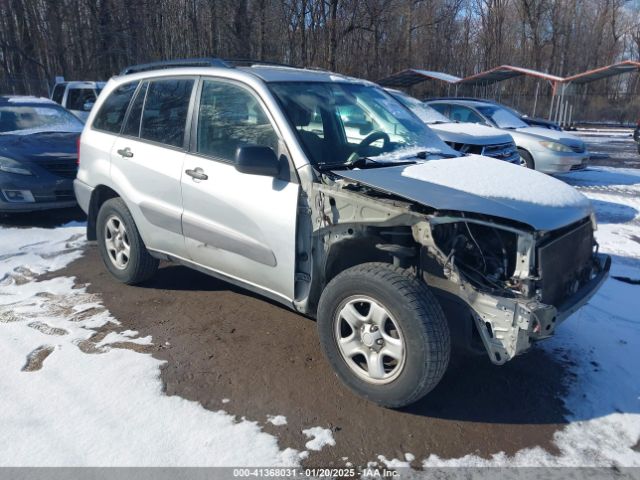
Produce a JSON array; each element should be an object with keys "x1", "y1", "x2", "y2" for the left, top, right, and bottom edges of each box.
[{"x1": 472, "y1": 253, "x2": 610, "y2": 365}]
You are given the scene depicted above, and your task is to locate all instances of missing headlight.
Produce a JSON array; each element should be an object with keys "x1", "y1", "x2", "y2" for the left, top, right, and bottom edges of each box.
[{"x1": 432, "y1": 221, "x2": 518, "y2": 292}]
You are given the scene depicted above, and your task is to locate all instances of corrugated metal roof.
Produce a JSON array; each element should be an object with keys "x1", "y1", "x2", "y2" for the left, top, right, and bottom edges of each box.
[
  {"x1": 457, "y1": 65, "x2": 564, "y2": 86},
  {"x1": 377, "y1": 61, "x2": 640, "y2": 89},
  {"x1": 378, "y1": 68, "x2": 461, "y2": 87},
  {"x1": 563, "y1": 60, "x2": 640, "y2": 84}
]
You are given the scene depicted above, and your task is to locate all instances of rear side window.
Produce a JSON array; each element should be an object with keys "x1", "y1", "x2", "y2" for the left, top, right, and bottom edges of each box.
[
  {"x1": 122, "y1": 82, "x2": 148, "y2": 137},
  {"x1": 66, "y1": 88, "x2": 97, "y2": 110},
  {"x1": 140, "y1": 79, "x2": 194, "y2": 148},
  {"x1": 430, "y1": 103, "x2": 449, "y2": 116},
  {"x1": 93, "y1": 81, "x2": 139, "y2": 133},
  {"x1": 449, "y1": 105, "x2": 484, "y2": 124},
  {"x1": 52, "y1": 84, "x2": 65, "y2": 104}
]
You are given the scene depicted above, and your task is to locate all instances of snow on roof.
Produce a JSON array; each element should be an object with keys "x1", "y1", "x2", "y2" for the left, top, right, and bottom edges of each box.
[
  {"x1": 378, "y1": 69, "x2": 462, "y2": 87},
  {"x1": 457, "y1": 65, "x2": 564, "y2": 86},
  {"x1": 564, "y1": 60, "x2": 640, "y2": 84},
  {"x1": 0, "y1": 95, "x2": 56, "y2": 105}
]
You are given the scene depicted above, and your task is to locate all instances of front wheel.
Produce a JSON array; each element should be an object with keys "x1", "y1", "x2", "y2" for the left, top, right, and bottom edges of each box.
[
  {"x1": 317, "y1": 263, "x2": 450, "y2": 408},
  {"x1": 96, "y1": 198, "x2": 159, "y2": 284},
  {"x1": 518, "y1": 148, "x2": 535, "y2": 169}
]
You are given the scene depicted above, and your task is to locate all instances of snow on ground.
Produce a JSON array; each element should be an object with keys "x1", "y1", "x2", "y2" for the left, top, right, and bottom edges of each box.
[
  {"x1": 0, "y1": 225, "x2": 318, "y2": 466},
  {"x1": 420, "y1": 165, "x2": 640, "y2": 467},
  {"x1": 1, "y1": 156, "x2": 639, "y2": 469},
  {"x1": 267, "y1": 415, "x2": 288, "y2": 426},
  {"x1": 302, "y1": 427, "x2": 336, "y2": 451},
  {"x1": 575, "y1": 127, "x2": 633, "y2": 138}
]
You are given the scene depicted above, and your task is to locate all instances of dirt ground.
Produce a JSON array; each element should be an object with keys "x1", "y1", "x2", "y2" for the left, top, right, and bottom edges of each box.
[{"x1": 3, "y1": 133, "x2": 636, "y2": 466}]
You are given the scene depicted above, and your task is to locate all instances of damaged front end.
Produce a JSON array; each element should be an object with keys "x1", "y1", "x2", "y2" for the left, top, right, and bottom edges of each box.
[
  {"x1": 414, "y1": 214, "x2": 610, "y2": 364},
  {"x1": 299, "y1": 171, "x2": 610, "y2": 365}
]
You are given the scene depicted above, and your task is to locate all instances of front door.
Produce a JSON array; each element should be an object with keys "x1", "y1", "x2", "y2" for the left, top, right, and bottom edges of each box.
[{"x1": 181, "y1": 78, "x2": 299, "y2": 302}]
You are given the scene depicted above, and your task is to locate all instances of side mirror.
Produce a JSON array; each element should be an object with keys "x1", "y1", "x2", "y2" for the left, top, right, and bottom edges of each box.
[{"x1": 235, "y1": 145, "x2": 280, "y2": 177}]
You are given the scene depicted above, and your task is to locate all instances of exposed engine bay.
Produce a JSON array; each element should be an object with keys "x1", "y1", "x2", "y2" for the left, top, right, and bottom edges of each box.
[{"x1": 293, "y1": 172, "x2": 610, "y2": 365}]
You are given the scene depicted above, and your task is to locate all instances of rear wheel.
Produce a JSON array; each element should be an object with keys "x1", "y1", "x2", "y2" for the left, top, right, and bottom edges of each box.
[
  {"x1": 96, "y1": 198, "x2": 158, "y2": 284},
  {"x1": 518, "y1": 149, "x2": 535, "y2": 169},
  {"x1": 317, "y1": 263, "x2": 450, "y2": 408}
]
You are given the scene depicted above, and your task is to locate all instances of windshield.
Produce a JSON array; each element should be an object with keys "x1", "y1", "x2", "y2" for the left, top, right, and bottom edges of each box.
[
  {"x1": 0, "y1": 105, "x2": 84, "y2": 134},
  {"x1": 269, "y1": 81, "x2": 456, "y2": 168},
  {"x1": 387, "y1": 90, "x2": 451, "y2": 124},
  {"x1": 476, "y1": 105, "x2": 528, "y2": 129}
]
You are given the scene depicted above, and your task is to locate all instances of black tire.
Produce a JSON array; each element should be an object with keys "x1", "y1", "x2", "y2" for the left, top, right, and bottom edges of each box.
[
  {"x1": 96, "y1": 197, "x2": 158, "y2": 285},
  {"x1": 518, "y1": 148, "x2": 535, "y2": 169},
  {"x1": 317, "y1": 262, "x2": 450, "y2": 408}
]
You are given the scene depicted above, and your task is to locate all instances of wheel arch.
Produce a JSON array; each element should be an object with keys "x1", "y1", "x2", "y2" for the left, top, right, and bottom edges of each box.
[
  {"x1": 517, "y1": 147, "x2": 535, "y2": 169},
  {"x1": 86, "y1": 185, "x2": 121, "y2": 241}
]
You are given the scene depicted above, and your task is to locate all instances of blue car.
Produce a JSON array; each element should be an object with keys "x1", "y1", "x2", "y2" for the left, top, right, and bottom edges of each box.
[{"x1": 0, "y1": 96, "x2": 83, "y2": 213}]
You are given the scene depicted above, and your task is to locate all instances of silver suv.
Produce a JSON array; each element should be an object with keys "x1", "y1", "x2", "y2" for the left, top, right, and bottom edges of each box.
[{"x1": 75, "y1": 59, "x2": 610, "y2": 408}]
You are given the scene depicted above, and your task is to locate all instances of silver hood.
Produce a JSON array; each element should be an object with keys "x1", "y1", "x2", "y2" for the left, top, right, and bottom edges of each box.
[{"x1": 334, "y1": 155, "x2": 592, "y2": 231}]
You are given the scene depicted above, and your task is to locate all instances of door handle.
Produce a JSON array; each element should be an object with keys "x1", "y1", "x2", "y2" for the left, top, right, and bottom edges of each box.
[
  {"x1": 185, "y1": 167, "x2": 208, "y2": 181},
  {"x1": 117, "y1": 147, "x2": 134, "y2": 158}
]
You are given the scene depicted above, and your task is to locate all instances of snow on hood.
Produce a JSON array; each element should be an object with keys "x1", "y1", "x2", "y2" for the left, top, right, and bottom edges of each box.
[
  {"x1": 429, "y1": 122, "x2": 513, "y2": 145},
  {"x1": 335, "y1": 155, "x2": 592, "y2": 231},
  {"x1": 515, "y1": 126, "x2": 584, "y2": 145}
]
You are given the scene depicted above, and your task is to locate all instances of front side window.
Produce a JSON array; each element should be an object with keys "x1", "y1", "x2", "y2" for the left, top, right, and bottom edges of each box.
[
  {"x1": 140, "y1": 78, "x2": 194, "y2": 148},
  {"x1": 270, "y1": 81, "x2": 454, "y2": 167},
  {"x1": 196, "y1": 80, "x2": 279, "y2": 161},
  {"x1": 93, "y1": 81, "x2": 139, "y2": 133},
  {"x1": 0, "y1": 105, "x2": 83, "y2": 134}
]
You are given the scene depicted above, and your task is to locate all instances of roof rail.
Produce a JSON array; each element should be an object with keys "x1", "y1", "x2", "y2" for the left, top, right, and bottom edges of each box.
[
  {"x1": 119, "y1": 58, "x2": 231, "y2": 75},
  {"x1": 223, "y1": 58, "x2": 297, "y2": 68},
  {"x1": 119, "y1": 57, "x2": 305, "y2": 76}
]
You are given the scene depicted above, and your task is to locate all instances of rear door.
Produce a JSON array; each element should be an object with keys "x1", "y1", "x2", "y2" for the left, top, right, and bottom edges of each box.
[
  {"x1": 181, "y1": 78, "x2": 299, "y2": 302},
  {"x1": 110, "y1": 77, "x2": 195, "y2": 258}
]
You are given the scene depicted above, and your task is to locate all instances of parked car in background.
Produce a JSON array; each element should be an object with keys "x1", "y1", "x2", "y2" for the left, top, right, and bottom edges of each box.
[
  {"x1": 385, "y1": 89, "x2": 520, "y2": 165},
  {"x1": 429, "y1": 97, "x2": 562, "y2": 131},
  {"x1": 427, "y1": 99, "x2": 589, "y2": 173},
  {"x1": 51, "y1": 80, "x2": 106, "y2": 122},
  {"x1": 75, "y1": 59, "x2": 609, "y2": 408},
  {"x1": 0, "y1": 96, "x2": 83, "y2": 213}
]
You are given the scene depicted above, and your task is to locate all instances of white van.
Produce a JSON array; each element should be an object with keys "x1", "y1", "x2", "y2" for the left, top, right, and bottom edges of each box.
[{"x1": 51, "y1": 80, "x2": 106, "y2": 122}]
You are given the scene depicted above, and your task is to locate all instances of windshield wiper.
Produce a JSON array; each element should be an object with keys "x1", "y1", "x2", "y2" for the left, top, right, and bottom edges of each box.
[
  {"x1": 409, "y1": 150, "x2": 458, "y2": 160},
  {"x1": 318, "y1": 156, "x2": 415, "y2": 172}
]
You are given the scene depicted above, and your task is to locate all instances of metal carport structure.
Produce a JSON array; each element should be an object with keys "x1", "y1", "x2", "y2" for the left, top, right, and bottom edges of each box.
[
  {"x1": 379, "y1": 61, "x2": 640, "y2": 126},
  {"x1": 456, "y1": 65, "x2": 564, "y2": 119},
  {"x1": 377, "y1": 69, "x2": 462, "y2": 95}
]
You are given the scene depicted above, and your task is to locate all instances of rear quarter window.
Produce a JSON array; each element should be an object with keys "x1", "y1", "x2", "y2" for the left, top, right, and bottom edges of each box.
[
  {"x1": 51, "y1": 84, "x2": 65, "y2": 104},
  {"x1": 92, "y1": 81, "x2": 139, "y2": 133}
]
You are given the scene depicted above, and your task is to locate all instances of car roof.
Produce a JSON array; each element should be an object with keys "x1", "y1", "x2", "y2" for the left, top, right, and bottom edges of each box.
[
  {"x1": 237, "y1": 65, "x2": 373, "y2": 84},
  {"x1": 427, "y1": 99, "x2": 496, "y2": 108},
  {"x1": 0, "y1": 95, "x2": 58, "y2": 106},
  {"x1": 113, "y1": 60, "x2": 374, "y2": 86},
  {"x1": 64, "y1": 81, "x2": 106, "y2": 89}
]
